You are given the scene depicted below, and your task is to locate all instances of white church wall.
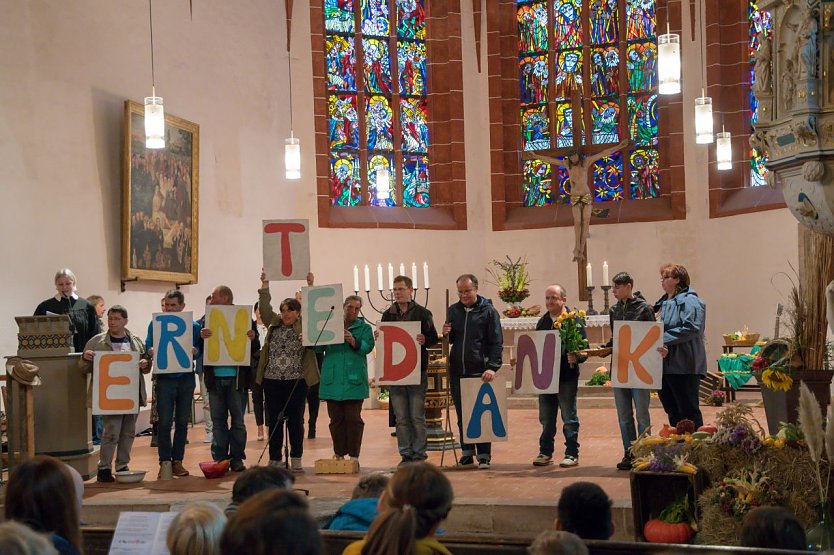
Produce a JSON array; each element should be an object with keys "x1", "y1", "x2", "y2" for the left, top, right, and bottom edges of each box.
[{"x1": 0, "y1": 1, "x2": 798, "y2": 372}]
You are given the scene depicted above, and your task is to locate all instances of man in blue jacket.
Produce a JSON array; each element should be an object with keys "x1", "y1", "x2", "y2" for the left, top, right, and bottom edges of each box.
[
  {"x1": 145, "y1": 289, "x2": 202, "y2": 478},
  {"x1": 443, "y1": 274, "x2": 503, "y2": 469}
]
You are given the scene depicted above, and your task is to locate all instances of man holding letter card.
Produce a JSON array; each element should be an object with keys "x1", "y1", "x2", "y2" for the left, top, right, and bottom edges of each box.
[
  {"x1": 145, "y1": 289, "x2": 202, "y2": 478},
  {"x1": 200, "y1": 286, "x2": 260, "y2": 473},
  {"x1": 602, "y1": 272, "x2": 656, "y2": 471},
  {"x1": 443, "y1": 274, "x2": 503, "y2": 469},
  {"x1": 80, "y1": 305, "x2": 150, "y2": 483},
  {"x1": 379, "y1": 275, "x2": 439, "y2": 465},
  {"x1": 532, "y1": 285, "x2": 587, "y2": 468}
]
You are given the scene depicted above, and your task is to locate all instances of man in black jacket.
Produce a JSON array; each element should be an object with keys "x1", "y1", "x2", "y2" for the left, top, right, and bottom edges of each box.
[
  {"x1": 533, "y1": 285, "x2": 587, "y2": 468},
  {"x1": 443, "y1": 274, "x2": 503, "y2": 469},
  {"x1": 199, "y1": 285, "x2": 260, "y2": 472},
  {"x1": 381, "y1": 275, "x2": 439, "y2": 464},
  {"x1": 603, "y1": 271, "x2": 656, "y2": 470}
]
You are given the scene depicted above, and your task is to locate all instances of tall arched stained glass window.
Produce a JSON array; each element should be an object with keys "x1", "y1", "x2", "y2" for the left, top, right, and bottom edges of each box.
[
  {"x1": 749, "y1": 1, "x2": 771, "y2": 187},
  {"x1": 325, "y1": 0, "x2": 430, "y2": 208},
  {"x1": 518, "y1": 0, "x2": 660, "y2": 207}
]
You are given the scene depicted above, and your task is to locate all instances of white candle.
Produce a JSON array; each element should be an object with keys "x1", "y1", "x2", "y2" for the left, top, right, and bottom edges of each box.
[
  {"x1": 364, "y1": 265, "x2": 371, "y2": 292},
  {"x1": 388, "y1": 263, "x2": 394, "y2": 290},
  {"x1": 586, "y1": 263, "x2": 593, "y2": 287},
  {"x1": 377, "y1": 264, "x2": 384, "y2": 291},
  {"x1": 423, "y1": 262, "x2": 430, "y2": 289},
  {"x1": 411, "y1": 262, "x2": 418, "y2": 288},
  {"x1": 353, "y1": 265, "x2": 360, "y2": 292},
  {"x1": 602, "y1": 261, "x2": 609, "y2": 285},
  {"x1": 399, "y1": 263, "x2": 405, "y2": 277}
]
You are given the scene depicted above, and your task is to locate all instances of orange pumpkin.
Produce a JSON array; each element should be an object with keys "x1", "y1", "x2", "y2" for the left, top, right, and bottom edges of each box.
[
  {"x1": 643, "y1": 519, "x2": 694, "y2": 544},
  {"x1": 697, "y1": 425, "x2": 717, "y2": 435}
]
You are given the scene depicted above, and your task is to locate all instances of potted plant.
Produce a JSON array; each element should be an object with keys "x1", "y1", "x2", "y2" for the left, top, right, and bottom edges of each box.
[
  {"x1": 708, "y1": 389, "x2": 726, "y2": 407},
  {"x1": 486, "y1": 256, "x2": 530, "y2": 317}
]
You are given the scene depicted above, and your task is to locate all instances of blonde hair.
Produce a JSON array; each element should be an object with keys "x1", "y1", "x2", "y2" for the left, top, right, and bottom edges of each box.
[
  {"x1": 0, "y1": 522, "x2": 56, "y2": 555},
  {"x1": 54, "y1": 268, "x2": 77, "y2": 288},
  {"x1": 167, "y1": 502, "x2": 226, "y2": 555}
]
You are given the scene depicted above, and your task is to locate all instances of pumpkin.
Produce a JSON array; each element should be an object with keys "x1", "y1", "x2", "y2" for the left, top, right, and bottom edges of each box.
[
  {"x1": 697, "y1": 425, "x2": 717, "y2": 435},
  {"x1": 659, "y1": 424, "x2": 674, "y2": 438},
  {"x1": 643, "y1": 519, "x2": 694, "y2": 544}
]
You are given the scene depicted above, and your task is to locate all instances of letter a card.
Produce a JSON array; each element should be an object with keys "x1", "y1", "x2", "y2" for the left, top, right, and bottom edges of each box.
[
  {"x1": 93, "y1": 352, "x2": 140, "y2": 415},
  {"x1": 377, "y1": 321, "x2": 421, "y2": 386},
  {"x1": 461, "y1": 377, "x2": 509, "y2": 443},
  {"x1": 612, "y1": 321, "x2": 663, "y2": 389},
  {"x1": 263, "y1": 219, "x2": 310, "y2": 281}
]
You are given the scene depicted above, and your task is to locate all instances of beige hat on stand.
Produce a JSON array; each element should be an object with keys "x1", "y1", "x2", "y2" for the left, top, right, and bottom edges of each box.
[{"x1": 5, "y1": 358, "x2": 42, "y2": 386}]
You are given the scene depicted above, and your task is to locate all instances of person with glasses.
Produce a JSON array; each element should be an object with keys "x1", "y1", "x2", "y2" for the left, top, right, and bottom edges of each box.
[
  {"x1": 655, "y1": 264, "x2": 707, "y2": 428},
  {"x1": 442, "y1": 274, "x2": 503, "y2": 469}
]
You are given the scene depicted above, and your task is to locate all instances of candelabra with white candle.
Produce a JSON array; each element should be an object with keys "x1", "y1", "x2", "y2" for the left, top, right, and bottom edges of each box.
[{"x1": 354, "y1": 261, "x2": 432, "y2": 314}]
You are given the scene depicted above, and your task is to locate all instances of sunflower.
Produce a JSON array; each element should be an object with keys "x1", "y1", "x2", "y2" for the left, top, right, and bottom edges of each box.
[
  {"x1": 578, "y1": 309, "x2": 587, "y2": 318},
  {"x1": 761, "y1": 369, "x2": 793, "y2": 392}
]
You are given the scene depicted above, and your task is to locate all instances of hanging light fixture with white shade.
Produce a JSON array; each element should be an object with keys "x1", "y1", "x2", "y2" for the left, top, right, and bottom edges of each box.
[
  {"x1": 283, "y1": 2, "x2": 300, "y2": 180},
  {"x1": 658, "y1": 22, "x2": 681, "y2": 95},
  {"x1": 695, "y1": 92, "x2": 713, "y2": 144},
  {"x1": 716, "y1": 127, "x2": 732, "y2": 170},
  {"x1": 693, "y1": 0, "x2": 713, "y2": 144},
  {"x1": 144, "y1": 0, "x2": 164, "y2": 149}
]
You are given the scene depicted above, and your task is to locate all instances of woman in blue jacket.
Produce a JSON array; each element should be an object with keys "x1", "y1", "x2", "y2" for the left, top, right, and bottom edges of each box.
[{"x1": 656, "y1": 264, "x2": 706, "y2": 428}]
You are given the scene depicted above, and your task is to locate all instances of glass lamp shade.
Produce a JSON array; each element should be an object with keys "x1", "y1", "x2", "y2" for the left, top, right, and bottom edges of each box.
[
  {"x1": 284, "y1": 137, "x2": 301, "y2": 180},
  {"x1": 695, "y1": 97, "x2": 714, "y2": 144},
  {"x1": 658, "y1": 33, "x2": 681, "y2": 95},
  {"x1": 376, "y1": 169, "x2": 390, "y2": 200},
  {"x1": 144, "y1": 96, "x2": 165, "y2": 149},
  {"x1": 716, "y1": 131, "x2": 732, "y2": 170}
]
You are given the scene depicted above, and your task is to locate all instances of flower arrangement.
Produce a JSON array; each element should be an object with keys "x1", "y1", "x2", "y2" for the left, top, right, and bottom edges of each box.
[
  {"x1": 586, "y1": 366, "x2": 611, "y2": 386},
  {"x1": 709, "y1": 389, "x2": 726, "y2": 406},
  {"x1": 553, "y1": 309, "x2": 589, "y2": 356},
  {"x1": 487, "y1": 256, "x2": 530, "y2": 304},
  {"x1": 709, "y1": 466, "x2": 784, "y2": 517},
  {"x1": 712, "y1": 403, "x2": 765, "y2": 455},
  {"x1": 752, "y1": 345, "x2": 793, "y2": 392},
  {"x1": 632, "y1": 441, "x2": 698, "y2": 474}
]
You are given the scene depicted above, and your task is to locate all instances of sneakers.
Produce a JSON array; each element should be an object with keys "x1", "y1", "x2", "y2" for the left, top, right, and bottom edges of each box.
[
  {"x1": 172, "y1": 461, "x2": 190, "y2": 477},
  {"x1": 458, "y1": 456, "x2": 475, "y2": 467},
  {"x1": 533, "y1": 454, "x2": 553, "y2": 467},
  {"x1": 203, "y1": 433, "x2": 213, "y2": 444},
  {"x1": 96, "y1": 468, "x2": 114, "y2": 483},
  {"x1": 291, "y1": 457, "x2": 303, "y2": 472},
  {"x1": 616, "y1": 455, "x2": 633, "y2": 471},
  {"x1": 230, "y1": 460, "x2": 246, "y2": 472},
  {"x1": 477, "y1": 458, "x2": 491, "y2": 469},
  {"x1": 268, "y1": 460, "x2": 283, "y2": 468},
  {"x1": 559, "y1": 455, "x2": 579, "y2": 468}
]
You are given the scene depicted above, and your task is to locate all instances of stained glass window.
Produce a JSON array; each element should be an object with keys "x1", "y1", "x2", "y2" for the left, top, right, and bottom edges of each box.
[
  {"x1": 518, "y1": 0, "x2": 661, "y2": 206},
  {"x1": 324, "y1": 0, "x2": 431, "y2": 206},
  {"x1": 749, "y1": 1, "x2": 771, "y2": 187}
]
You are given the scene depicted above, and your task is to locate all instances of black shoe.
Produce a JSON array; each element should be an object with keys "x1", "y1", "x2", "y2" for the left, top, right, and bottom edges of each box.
[
  {"x1": 230, "y1": 460, "x2": 246, "y2": 472},
  {"x1": 478, "y1": 458, "x2": 491, "y2": 470},
  {"x1": 398, "y1": 457, "x2": 412, "y2": 467},
  {"x1": 96, "y1": 469, "x2": 115, "y2": 483},
  {"x1": 150, "y1": 435, "x2": 158, "y2": 448},
  {"x1": 458, "y1": 456, "x2": 475, "y2": 466},
  {"x1": 390, "y1": 431, "x2": 397, "y2": 437},
  {"x1": 307, "y1": 427, "x2": 316, "y2": 439},
  {"x1": 616, "y1": 455, "x2": 633, "y2": 471}
]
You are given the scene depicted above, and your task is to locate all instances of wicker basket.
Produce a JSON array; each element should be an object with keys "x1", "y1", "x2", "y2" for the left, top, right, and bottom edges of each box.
[{"x1": 722, "y1": 333, "x2": 760, "y2": 347}]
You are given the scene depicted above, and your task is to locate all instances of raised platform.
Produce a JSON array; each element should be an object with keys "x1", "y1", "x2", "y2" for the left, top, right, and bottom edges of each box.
[{"x1": 35, "y1": 401, "x2": 764, "y2": 542}]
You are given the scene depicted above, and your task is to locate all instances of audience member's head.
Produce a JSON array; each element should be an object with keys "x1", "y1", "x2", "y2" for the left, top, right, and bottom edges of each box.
[
  {"x1": 4, "y1": 456, "x2": 82, "y2": 552},
  {"x1": 556, "y1": 482, "x2": 614, "y2": 540},
  {"x1": 361, "y1": 462, "x2": 454, "y2": 555},
  {"x1": 528, "y1": 530, "x2": 588, "y2": 555},
  {"x1": 351, "y1": 472, "x2": 391, "y2": 499},
  {"x1": 167, "y1": 502, "x2": 226, "y2": 555},
  {"x1": 227, "y1": 465, "x2": 295, "y2": 516},
  {"x1": 0, "y1": 522, "x2": 57, "y2": 555},
  {"x1": 740, "y1": 506, "x2": 806, "y2": 550},
  {"x1": 221, "y1": 490, "x2": 321, "y2": 555}
]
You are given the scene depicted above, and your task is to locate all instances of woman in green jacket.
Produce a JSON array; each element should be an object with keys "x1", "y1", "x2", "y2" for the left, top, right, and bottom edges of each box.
[{"x1": 317, "y1": 295, "x2": 374, "y2": 462}]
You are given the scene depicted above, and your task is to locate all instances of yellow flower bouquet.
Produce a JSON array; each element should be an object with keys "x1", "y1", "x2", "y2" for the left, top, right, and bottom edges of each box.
[{"x1": 554, "y1": 309, "x2": 589, "y2": 360}]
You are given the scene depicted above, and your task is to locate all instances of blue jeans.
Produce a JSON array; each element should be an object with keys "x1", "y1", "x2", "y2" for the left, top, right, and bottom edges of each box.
[
  {"x1": 92, "y1": 415, "x2": 104, "y2": 445},
  {"x1": 209, "y1": 377, "x2": 247, "y2": 463},
  {"x1": 613, "y1": 387, "x2": 651, "y2": 454},
  {"x1": 538, "y1": 379, "x2": 579, "y2": 458},
  {"x1": 389, "y1": 375, "x2": 428, "y2": 460},
  {"x1": 156, "y1": 374, "x2": 196, "y2": 462}
]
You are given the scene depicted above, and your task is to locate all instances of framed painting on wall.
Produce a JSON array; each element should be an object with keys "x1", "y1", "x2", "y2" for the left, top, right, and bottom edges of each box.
[{"x1": 122, "y1": 100, "x2": 199, "y2": 285}]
